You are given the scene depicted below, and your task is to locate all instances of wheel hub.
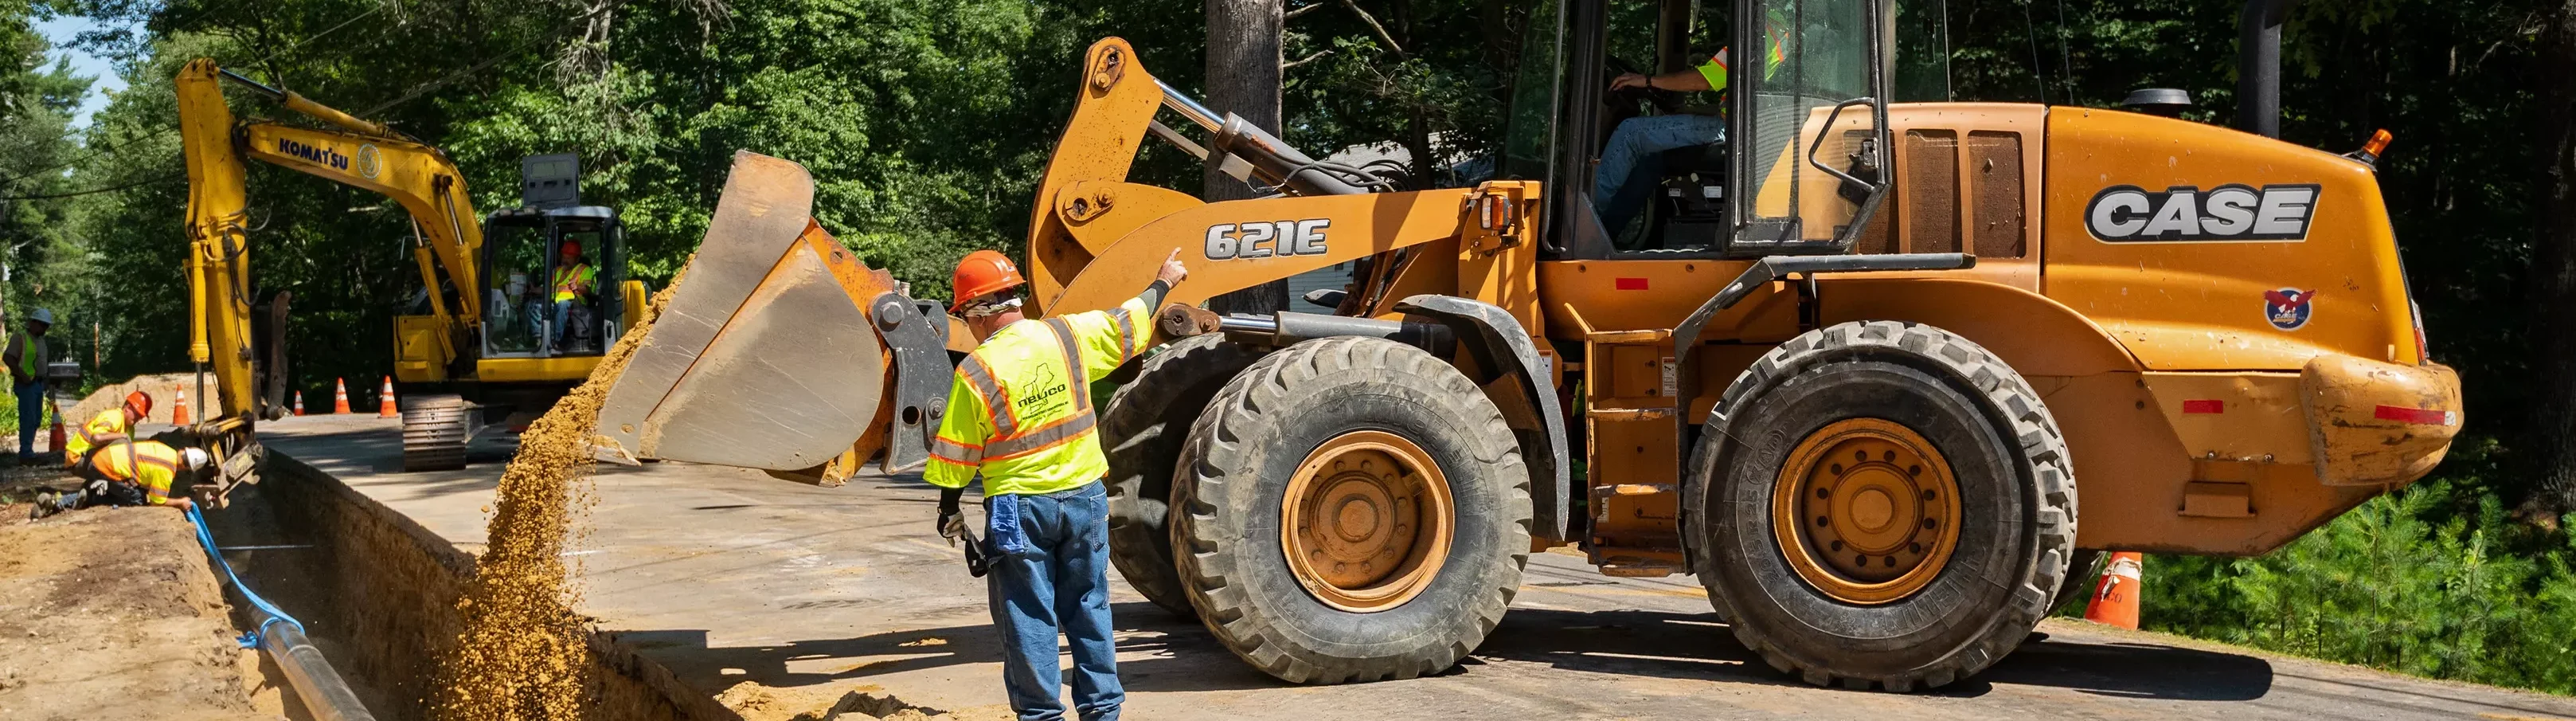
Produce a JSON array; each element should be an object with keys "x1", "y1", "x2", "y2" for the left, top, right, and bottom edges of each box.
[
  {"x1": 1772, "y1": 418, "x2": 1962, "y2": 605},
  {"x1": 1282, "y1": 431, "x2": 1453, "y2": 612}
]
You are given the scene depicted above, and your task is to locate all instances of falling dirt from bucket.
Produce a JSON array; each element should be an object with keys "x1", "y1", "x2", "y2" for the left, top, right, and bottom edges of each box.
[{"x1": 435, "y1": 275, "x2": 684, "y2": 721}]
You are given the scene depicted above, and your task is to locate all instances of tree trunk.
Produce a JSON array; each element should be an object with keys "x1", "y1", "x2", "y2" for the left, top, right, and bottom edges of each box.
[
  {"x1": 1202, "y1": 0, "x2": 1290, "y2": 315},
  {"x1": 2529, "y1": 0, "x2": 2576, "y2": 517}
]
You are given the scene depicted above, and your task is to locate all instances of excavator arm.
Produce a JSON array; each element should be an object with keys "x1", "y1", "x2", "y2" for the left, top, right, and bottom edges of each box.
[{"x1": 176, "y1": 58, "x2": 487, "y2": 493}]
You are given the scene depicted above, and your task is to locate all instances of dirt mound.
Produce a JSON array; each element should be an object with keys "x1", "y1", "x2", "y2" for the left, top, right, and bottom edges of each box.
[
  {"x1": 67, "y1": 372, "x2": 220, "y2": 428},
  {"x1": 434, "y1": 279, "x2": 680, "y2": 721},
  {"x1": 716, "y1": 681, "x2": 1015, "y2": 721},
  {"x1": 0, "y1": 495, "x2": 268, "y2": 721}
]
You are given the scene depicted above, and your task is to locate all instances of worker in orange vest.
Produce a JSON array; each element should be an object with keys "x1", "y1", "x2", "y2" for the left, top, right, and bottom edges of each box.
[
  {"x1": 29, "y1": 440, "x2": 212, "y2": 519},
  {"x1": 63, "y1": 391, "x2": 151, "y2": 470}
]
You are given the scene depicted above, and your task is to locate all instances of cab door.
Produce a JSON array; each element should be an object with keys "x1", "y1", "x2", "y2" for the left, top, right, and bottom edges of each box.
[{"x1": 1725, "y1": 0, "x2": 1895, "y2": 256}]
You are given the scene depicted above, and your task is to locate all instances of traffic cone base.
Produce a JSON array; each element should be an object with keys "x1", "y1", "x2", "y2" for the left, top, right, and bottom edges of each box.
[
  {"x1": 332, "y1": 378, "x2": 353, "y2": 414},
  {"x1": 2084, "y1": 551, "x2": 2144, "y2": 630},
  {"x1": 378, "y1": 376, "x2": 399, "y2": 417}
]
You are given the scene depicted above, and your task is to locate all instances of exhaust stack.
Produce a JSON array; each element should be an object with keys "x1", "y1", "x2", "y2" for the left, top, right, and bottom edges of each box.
[{"x1": 2237, "y1": 0, "x2": 2301, "y2": 138}]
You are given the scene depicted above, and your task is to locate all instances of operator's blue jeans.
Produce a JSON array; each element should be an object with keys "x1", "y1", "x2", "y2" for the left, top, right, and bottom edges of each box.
[
  {"x1": 15, "y1": 378, "x2": 43, "y2": 461},
  {"x1": 1593, "y1": 114, "x2": 1728, "y2": 236},
  {"x1": 985, "y1": 481, "x2": 1123, "y2": 721},
  {"x1": 551, "y1": 300, "x2": 573, "y2": 347}
]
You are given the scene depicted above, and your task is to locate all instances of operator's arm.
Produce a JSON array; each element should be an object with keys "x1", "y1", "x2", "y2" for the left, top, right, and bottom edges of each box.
[
  {"x1": 1609, "y1": 50, "x2": 1722, "y2": 93},
  {"x1": 3, "y1": 335, "x2": 23, "y2": 386},
  {"x1": 1061, "y1": 250, "x2": 1189, "y2": 381}
]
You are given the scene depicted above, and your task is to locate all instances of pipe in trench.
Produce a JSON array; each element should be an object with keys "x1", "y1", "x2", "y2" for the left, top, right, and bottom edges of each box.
[{"x1": 260, "y1": 620, "x2": 379, "y2": 721}]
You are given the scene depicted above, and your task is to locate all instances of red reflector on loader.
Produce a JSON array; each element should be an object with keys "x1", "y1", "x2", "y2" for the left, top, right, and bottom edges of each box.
[
  {"x1": 2374, "y1": 405, "x2": 2456, "y2": 426},
  {"x1": 2182, "y1": 400, "x2": 2224, "y2": 414},
  {"x1": 1615, "y1": 277, "x2": 1649, "y2": 290}
]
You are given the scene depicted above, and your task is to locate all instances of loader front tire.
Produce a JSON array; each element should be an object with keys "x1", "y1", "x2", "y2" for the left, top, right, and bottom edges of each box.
[
  {"x1": 1174, "y1": 336, "x2": 1530, "y2": 684},
  {"x1": 1101, "y1": 334, "x2": 1261, "y2": 619},
  {"x1": 1687, "y1": 321, "x2": 2075, "y2": 692}
]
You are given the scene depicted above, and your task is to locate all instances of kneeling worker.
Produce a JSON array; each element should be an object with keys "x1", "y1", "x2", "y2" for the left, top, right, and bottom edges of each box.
[
  {"x1": 926, "y1": 249, "x2": 1188, "y2": 721},
  {"x1": 29, "y1": 439, "x2": 211, "y2": 519},
  {"x1": 63, "y1": 391, "x2": 151, "y2": 470}
]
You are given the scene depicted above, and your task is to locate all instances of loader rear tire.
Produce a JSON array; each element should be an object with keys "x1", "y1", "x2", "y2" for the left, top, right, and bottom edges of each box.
[
  {"x1": 1172, "y1": 336, "x2": 1530, "y2": 684},
  {"x1": 1101, "y1": 334, "x2": 1261, "y2": 619},
  {"x1": 1686, "y1": 321, "x2": 2075, "y2": 692},
  {"x1": 401, "y1": 394, "x2": 474, "y2": 472}
]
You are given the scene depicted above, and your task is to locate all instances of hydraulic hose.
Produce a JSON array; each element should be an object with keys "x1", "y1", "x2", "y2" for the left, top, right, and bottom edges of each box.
[{"x1": 184, "y1": 506, "x2": 378, "y2": 721}]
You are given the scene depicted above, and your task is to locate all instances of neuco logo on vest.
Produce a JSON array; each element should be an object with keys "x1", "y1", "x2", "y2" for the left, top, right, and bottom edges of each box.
[
  {"x1": 1205, "y1": 219, "x2": 1330, "y2": 261},
  {"x1": 2085, "y1": 183, "x2": 2319, "y2": 242}
]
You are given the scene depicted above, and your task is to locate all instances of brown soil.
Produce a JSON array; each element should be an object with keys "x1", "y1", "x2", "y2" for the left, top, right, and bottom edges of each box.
[
  {"x1": 435, "y1": 277, "x2": 681, "y2": 721},
  {"x1": 715, "y1": 681, "x2": 1016, "y2": 721},
  {"x1": 0, "y1": 486, "x2": 268, "y2": 721},
  {"x1": 68, "y1": 372, "x2": 223, "y2": 429}
]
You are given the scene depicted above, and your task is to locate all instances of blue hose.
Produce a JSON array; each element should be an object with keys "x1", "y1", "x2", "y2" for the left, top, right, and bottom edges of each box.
[{"x1": 183, "y1": 505, "x2": 308, "y2": 649}]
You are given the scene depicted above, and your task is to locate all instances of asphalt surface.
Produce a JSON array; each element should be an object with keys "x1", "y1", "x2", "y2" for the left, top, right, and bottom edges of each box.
[{"x1": 259, "y1": 413, "x2": 2576, "y2": 720}]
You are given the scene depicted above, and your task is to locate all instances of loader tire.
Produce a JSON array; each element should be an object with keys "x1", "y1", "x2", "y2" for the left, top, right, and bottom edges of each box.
[
  {"x1": 1686, "y1": 321, "x2": 2075, "y2": 692},
  {"x1": 401, "y1": 394, "x2": 474, "y2": 472},
  {"x1": 2051, "y1": 549, "x2": 2104, "y2": 613},
  {"x1": 1172, "y1": 336, "x2": 1531, "y2": 684},
  {"x1": 1101, "y1": 334, "x2": 1261, "y2": 619}
]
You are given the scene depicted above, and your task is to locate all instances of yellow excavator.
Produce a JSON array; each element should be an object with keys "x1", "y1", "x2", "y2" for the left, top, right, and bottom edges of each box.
[
  {"x1": 595, "y1": 0, "x2": 2458, "y2": 692},
  {"x1": 178, "y1": 59, "x2": 649, "y2": 482}
]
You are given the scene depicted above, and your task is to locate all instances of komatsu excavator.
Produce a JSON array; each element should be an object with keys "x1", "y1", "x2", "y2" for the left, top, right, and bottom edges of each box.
[
  {"x1": 593, "y1": 0, "x2": 2460, "y2": 692},
  {"x1": 178, "y1": 60, "x2": 648, "y2": 487}
]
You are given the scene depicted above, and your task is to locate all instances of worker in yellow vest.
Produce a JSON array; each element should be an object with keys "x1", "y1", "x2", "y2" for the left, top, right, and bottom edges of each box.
[
  {"x1": 29, "y1": 440, "x2": 212, "y2": 519},
  {"x1": 6, "y1": 308, "x2": 53, "y2": 464},
  {"x1": 63, "y1": 390, "x2": 152, "y2": 469},
  {"x1": 925, "y1": 248, "x2": 1186, "y2": 721},
  {"x1": 550, "y1": 239, "x2": 596, "y2": 348}
]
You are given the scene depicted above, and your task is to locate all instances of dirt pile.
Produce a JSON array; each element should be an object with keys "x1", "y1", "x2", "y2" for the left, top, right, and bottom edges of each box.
[
  {"x1": 434, "y1": 279, "x2": 680, "y2": 721},
  {"x1": 0, "y1": 496, "x2": 269, "y2": 721},
  {"x1": 715, "y1": 681, "x2": 1014, "y2": 721}
]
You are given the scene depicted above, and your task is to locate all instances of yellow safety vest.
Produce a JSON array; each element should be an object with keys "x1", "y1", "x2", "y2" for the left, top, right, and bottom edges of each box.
[
  {"x1": 553, "y1": 264, "x2": 595, "y2": 302},
  {"x1": 1694, "y1": 10, "x2": 1792, "y2": 93},
  {"x1": 64, "y1": 406, "x2": 131, "y2": 467},
  {"x1": 925, "y1": 293, "x2": 1158, "y2": 497},
  {"x1": 8, "y1": 332, "x2": 41, "y2": 379},
  {"x1": 94, "y1": 441, "x2": 184, "y2": 505}
]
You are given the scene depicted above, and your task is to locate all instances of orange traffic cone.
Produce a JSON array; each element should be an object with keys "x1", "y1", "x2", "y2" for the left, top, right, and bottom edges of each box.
[
  {"x1": 172, "y1": 386, "x2": 191, "y2": 425},
  {"x1": 332, "y1": 378, "x2": 352, "y2": 414},
  {"x1": 293, "y1": 391, "x2": 306, "y2": 416},
  {"x1": 2084, "y1": 551, "x2": 2144, "y2": 629},
  {"x1": 378, "y1": 376, "x2": 399, "y2": 417},
  {"x1": 47, "y1": 398, "x2": 66, "y2": 454}
]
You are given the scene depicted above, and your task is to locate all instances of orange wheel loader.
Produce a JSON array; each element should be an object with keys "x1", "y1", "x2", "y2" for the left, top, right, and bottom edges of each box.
[{"x1": 591, "y1": 0, "x2": 2461, "y2": 692}]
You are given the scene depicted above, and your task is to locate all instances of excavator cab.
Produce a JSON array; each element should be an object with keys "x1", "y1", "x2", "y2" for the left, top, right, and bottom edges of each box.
[{"x1": 477, "y1": 155, "x2": 627, "y2": 360}]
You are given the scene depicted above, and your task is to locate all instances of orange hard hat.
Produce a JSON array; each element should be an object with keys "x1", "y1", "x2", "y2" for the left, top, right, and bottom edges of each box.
[
  {"x1": 951, "y1": 250, "x2": 1026, "y2": 312},
  {"x1": 560, "y1": 239, "x2": 583, "y2": 257},
  {"x1": 124, "y1": 390, "x2": 153, "y2": 417}
]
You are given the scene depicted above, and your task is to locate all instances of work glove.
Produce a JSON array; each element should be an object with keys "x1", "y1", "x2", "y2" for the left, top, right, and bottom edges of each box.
[{"x1": 936, "y1": 487, "x2": 966, "y2": 545}]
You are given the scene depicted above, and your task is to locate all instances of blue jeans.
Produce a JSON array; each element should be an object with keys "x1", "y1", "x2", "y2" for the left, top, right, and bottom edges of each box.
[
  {"x1": 1593, "y1": 114, "x2": 1728, "y2": 236},
  {"x1": 551, "y1": 300, "x2": 573, "y2": 347},
  {"x1": 15, "y1": 378, "x2": 44, "y2": 460},
  {"x1": 984, "y1": 481, "x2": 1122, "y2": 721}
]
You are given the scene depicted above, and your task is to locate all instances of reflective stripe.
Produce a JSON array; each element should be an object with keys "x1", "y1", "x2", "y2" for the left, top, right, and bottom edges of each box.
[
  {"x1": 983, "y1": 413, "x2": 1098, "y2": 460},
  {"x1": 1110, "y1": 308, "x2": 1137, "y2": 361},
  {"x1": 929, "y1": 437, "x2": 983, "y2": 465},
  {"x1": 958, "y1": 355, "x2": 1018, "y2": 438},
  {"x1": 1043, "y1": 318, "x2": 1091, "y2": 412}
]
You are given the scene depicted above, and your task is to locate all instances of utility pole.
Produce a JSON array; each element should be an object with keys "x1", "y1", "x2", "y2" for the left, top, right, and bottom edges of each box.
[{"x1": 1203, "y1": 0, "x2": 1292, "y2": 315}]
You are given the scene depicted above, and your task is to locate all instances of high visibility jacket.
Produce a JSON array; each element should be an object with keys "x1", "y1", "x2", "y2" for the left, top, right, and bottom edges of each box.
[
  {"x1": 63, "y1": 406, "x2": 131, "y2": 467},
  {"x1": 925, "y1": 282, "x2": 1166, "y2": 497},
  {"x1": 553, "y1": 263, "x2": 596, "y2": 302},
  {"x1": 1694, "y1": 10, "x2": 1792, "y2": 93},
  {"x1": 94, "y1": 441, "x2": 185, "y2": 505},
  {"x1": 6, "y1": 332, "x2": 41, "y2": 380}
]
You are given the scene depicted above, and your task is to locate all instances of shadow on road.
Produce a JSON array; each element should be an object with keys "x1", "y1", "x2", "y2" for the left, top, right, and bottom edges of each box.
[
  {"x1": 1959, "y1": 636, "x2": 2274, "y2": 701},
  {"x1": 1470, "y1": 608, "x2": 1804, "y2": 688}
]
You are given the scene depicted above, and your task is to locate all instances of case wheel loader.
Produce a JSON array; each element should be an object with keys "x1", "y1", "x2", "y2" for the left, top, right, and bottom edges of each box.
[{"x1": 592, "y1": 0, "x2": 2462, "y2": 692}]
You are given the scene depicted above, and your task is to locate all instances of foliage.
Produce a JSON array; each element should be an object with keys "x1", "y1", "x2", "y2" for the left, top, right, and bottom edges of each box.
[{"x1": 2144, "y1": 480, "x2": 2576, "y2": 695}]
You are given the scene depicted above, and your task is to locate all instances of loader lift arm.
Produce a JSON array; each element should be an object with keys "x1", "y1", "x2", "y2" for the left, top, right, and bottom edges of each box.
[{"x1": 177, "y1": 58, "x2": 487, "y2": 492}]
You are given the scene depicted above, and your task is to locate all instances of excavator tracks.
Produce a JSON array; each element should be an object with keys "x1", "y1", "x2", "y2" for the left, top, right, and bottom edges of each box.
[{"x1": 401, "y1": 394, "x2": 475, "y2": 472}]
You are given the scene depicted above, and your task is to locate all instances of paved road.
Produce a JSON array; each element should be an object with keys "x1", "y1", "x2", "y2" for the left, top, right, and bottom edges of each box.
[{"x1": 260, "y1": 414, "x2": 2576, "y2": 720}]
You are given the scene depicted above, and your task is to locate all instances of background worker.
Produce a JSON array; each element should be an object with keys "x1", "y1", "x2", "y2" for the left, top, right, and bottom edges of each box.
[
  {"x1": 5, "y1": 308, "x2": 53, "y2": 464},
  {"x1": 63, "y1": 391, "x2": 153, "y2": 470},
  {"x1": 29, "y1": 439, "x2": 211, "y2": 519},
  {"x1": 925, "y1": 248, "x2": 1187, "y2": 721},
  {"x1": 551, "y1": 240, "x2": 596, "y2": 347}
]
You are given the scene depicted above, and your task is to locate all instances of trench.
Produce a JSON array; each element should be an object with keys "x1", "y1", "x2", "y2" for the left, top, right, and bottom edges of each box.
[{"x1": 202, "y1": 451, "x2": 737, "y2": 721}]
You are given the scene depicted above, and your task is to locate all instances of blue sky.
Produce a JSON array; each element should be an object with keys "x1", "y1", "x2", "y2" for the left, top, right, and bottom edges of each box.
[{"x1": 32, "y1": 13, "x2": 130, "y2": 128}]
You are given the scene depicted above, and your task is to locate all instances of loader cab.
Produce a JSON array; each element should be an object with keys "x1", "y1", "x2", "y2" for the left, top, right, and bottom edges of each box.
[
  {"x1": 478, "y1": 206, "x2": 627, "y2": 359},
  {"x1": 1503, "y1": 0, "x2": 1907, "y2": 260}
]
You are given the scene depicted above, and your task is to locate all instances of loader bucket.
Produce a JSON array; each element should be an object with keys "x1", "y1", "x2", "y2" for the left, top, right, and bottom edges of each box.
[{"x1": 592, "y1": 151, "x2": 904, "y2": 472}]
